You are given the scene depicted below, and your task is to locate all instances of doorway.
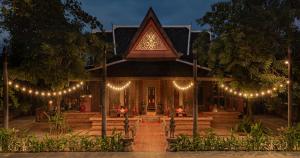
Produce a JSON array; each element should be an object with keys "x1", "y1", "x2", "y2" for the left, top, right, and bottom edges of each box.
[{"x1": 147, "y1": 87, "x2": 156, "y2": 112}]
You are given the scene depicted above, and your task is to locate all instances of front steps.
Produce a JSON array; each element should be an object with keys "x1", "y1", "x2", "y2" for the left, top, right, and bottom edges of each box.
[
  {"x1": 64, "y1": 112, "x2": 100, "y2": 129},
  {"x1": 163, "y1": 117, "x2": 213, "y2": 136},
  {"x1": 201, "y1": 112, "x2": 241, "y2": 129},
  {"x1": 89, "y1": 117, "x2": 140, "y2": 136},
  {"x1": 141, "y1": 114, "x2": 161, "y2": 123}
]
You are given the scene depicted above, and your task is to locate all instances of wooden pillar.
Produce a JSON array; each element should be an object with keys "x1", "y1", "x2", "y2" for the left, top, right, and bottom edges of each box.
[
  {"x1": 139, "y1": 80, "x2": 144, "y2": 114},
  {"x1": 120, "y1": 89, "x2": 124, "y2": 107},
  {"x1": 178, "y1": 91, "x2": 182, "y2": 108},
  {"x1": 134, "y1": 81, "x2": 139, "y2": 115}
]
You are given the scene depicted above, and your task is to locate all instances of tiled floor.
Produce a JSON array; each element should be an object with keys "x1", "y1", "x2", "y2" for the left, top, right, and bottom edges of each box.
[{"x1": 133, "y1": 122, "x2": 167, "y2": 152}]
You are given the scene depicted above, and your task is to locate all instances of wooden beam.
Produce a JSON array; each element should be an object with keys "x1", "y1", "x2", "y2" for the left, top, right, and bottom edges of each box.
[{"x1": 82, "y1": 77, "x2": 234, "y2": 82}]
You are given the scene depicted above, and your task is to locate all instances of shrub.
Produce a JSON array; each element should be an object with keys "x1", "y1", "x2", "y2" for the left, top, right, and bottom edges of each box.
[
  {"x1": 170, "y1": 134, "x2": 193, "y2": 151},
  {"x1": 0, "y1": 128, "x2": 20, "y2": 152},
  {"x1": 169, "y1": 123, "x2": 300, "y2": 152},
  {"x1": 233, "y1": 116, "x2": 252, "y2": 133},
  {"x1": 0, "y1": 128, "x2": 125, "y2": 152},
  {"x1": 48, "y1": 113, "x2": 71, "y2": 135}
]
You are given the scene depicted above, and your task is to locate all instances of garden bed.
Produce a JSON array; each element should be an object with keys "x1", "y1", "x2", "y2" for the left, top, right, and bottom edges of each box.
[
  {"x1": 0, "y1": 128, "x2": 132, "y2": 152},
  {"x1": 167, "y1": 126, "x2": 300, "y2": 152}
]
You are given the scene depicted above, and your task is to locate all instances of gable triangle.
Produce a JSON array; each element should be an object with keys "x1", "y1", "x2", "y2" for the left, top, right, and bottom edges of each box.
[{"x1": 125, "y1": 8, "x2": 179, "y2": 60}]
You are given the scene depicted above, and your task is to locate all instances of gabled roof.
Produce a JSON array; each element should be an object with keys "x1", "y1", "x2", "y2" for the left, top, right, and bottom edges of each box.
[{"x1": 124, "y1": 7, "x2": 180, "y2": 60}]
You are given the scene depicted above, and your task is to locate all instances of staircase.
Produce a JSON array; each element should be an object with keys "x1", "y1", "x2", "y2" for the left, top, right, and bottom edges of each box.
[
  {"x1": 63, "y1": 112, "x2": 100, "y2": 129},
  {"x1": 163, "y1": 117, "x2": 213, "y2": 136},
  {"x1": 201, "y1": 112, "x2": 241, "y2": 129},
  {"x1": 141, "y1": 115, "x2": 161, "y2": 123},
  {"x1": 147, "y1": 105, "x2": 156, "y2": 112},
  {"x1": 88, "y1": 116, "x2": 140, "y2": 136}
]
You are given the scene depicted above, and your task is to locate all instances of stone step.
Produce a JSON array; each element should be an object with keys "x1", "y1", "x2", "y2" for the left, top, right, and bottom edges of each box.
[
  {"x1": 91, "y1": 122, "x2": 136, "y2": 126},
  {"x1": 174, "y1": 125, "x2": 211, "y2": 130},
  {"x1": 91, "y1": 126, "x2": 125, "y2": 130},
  {"x1": 88, "y1": 130, "x2": 124, "y2": 136},
  {"x1": 165, "y1": 122, "x2": 212, "y2": 126},
  {"x1": 141, "y1": 116, "x2": 161, "y2": 122}
]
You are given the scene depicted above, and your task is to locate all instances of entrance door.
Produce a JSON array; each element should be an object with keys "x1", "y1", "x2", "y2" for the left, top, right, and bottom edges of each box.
[{"x1": 147, "y1": 87, "x2": 156, "y2": 112}]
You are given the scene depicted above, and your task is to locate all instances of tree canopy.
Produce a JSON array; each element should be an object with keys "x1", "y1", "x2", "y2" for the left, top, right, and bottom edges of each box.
[
  {"x1": 0, "y1": 0, "x2": 106, "y2": 89},
  {"x1": 195, "y1": 0, "x2": 300, "y2": 92}
]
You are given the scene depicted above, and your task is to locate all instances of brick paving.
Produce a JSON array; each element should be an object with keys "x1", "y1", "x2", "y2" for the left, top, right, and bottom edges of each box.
[
  {"x1": 1, "y1": 152, "x2": 300, "y2": 158},
  {"x1": 133, "y1": 122, "x2": 167, "y2": 152}
]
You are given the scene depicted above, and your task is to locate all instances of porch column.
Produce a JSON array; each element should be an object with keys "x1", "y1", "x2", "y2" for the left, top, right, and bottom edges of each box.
[
  {"x1": 179, "y1": 91, "x2": 183, "y2": 107},
  {"x1": 120, "y1": 90, "x2": 124, "y2": 107},
  {"x1": 135, "y1": 81, "x2": 139, "y2": 115}
]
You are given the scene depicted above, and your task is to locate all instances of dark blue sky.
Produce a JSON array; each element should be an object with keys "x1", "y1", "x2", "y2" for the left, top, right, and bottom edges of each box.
[{"x1": 79, "y1": 0, "x2": 224, "y2": 31}]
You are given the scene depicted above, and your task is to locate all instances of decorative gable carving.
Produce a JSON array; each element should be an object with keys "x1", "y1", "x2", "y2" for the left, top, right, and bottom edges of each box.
[
  {"x1": 125, "y1": 8, "x2": 179, "y2": 60},
  {"x1": 135, "y1": 27, "x2": 167, "y2": 51}
]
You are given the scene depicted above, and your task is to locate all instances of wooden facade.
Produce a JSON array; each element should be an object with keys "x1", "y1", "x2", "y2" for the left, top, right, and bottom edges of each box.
[{"x1": 66, "y1": 8, "x2": 244, "y2": 117}]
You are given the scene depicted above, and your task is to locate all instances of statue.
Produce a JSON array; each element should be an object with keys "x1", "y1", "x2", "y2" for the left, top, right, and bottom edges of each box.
[{"x1": 169, "y1": 112, "x2": 176, "y2": 138}]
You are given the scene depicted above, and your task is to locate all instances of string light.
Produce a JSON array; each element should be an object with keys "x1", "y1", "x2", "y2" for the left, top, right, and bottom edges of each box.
[
  {"x1": 285, "y1": 60, "x2": 289, "y2": 65},
  {"x1": 8, "y1": 80, "x2": 84, "y2": 97},
  {"x1": 172, "y1": 81, "x2": 194, "y2": 91},
  {"x1": 107, "y1": 81, "x2": 131, "y2": 91},
  {"x1": 220, "y1": 81, "x2": 288, "y2": 98}
]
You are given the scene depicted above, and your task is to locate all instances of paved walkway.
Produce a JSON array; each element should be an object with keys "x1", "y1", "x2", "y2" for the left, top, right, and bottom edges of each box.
[
  {"x1": 1, "y1": 152, "x2": 300, "y2": 158},
  {"x1": 254, "y1": 115, "x2": 287, "y2": 131},
  {"x1": 133, "y1": 122, "x2": 167, "y2": 152}
]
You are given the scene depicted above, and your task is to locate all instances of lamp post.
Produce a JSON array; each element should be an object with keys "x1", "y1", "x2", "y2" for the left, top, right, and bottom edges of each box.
[
  {"x1": 287, "y1": 46, "x2": 292, "y2": 128},
  {"x1": 2, "y1": 47, "x2": 9, "y2": 129},
  {"x1": 101, "y1": 46, "x2": 107, "y2": 137},
  {"x1": 192, "y1": 49, "x2": 198, "y2": 138}
]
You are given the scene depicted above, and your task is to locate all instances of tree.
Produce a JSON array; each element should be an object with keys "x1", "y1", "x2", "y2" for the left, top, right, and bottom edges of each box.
[
  {"x1": 196, "y1": 0, "x2": 300, "y2": 120},
  {"x1": 0, "y1": 0, "x2": 107, "y2": 128},
  {"x1": 0, "y1": 0, "x2": 103, "y2": 89}
]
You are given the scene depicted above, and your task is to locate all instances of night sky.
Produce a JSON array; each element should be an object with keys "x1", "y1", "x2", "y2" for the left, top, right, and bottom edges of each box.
[
  {"x1": 0, "y1": 0, "x2": 224, "y2": 46},
  {"x1": 79, "y1": 0, "x2": 224, "y2": 31}
]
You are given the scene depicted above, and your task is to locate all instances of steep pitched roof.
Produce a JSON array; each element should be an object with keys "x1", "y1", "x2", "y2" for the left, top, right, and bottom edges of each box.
[{"x1": 124, "y1": 8, "x2": 180, "y2": 60}]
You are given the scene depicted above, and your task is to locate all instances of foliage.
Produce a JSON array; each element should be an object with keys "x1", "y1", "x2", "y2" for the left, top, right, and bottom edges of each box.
[
  {"x1": 277, "y1": 124, "x2": 300, "y2": 151},
  {"x1": 0, "y1": 82, "x2": 19, "y2": 110},
  {"x1": 0, "y1": 0, "x2": 105, "y2": 89},
  {"x1": 0, "y1": 128, "x2": 125, "y2": 152},
  {"x1": 169, "y1": 124, "x2": 300, "y2": 151},
  {"x1": 233, "y1": 116, "x2": 253, "y2": 133},
  {"x1": 0, "y1": 0, "x2": 109, "y2": 113},
  {"x1": 48, "y1": 113, "x2": 71, "y2": 135},
  {"x1": 195, "y1": 0, "x2": 300, "y2": 93}
]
